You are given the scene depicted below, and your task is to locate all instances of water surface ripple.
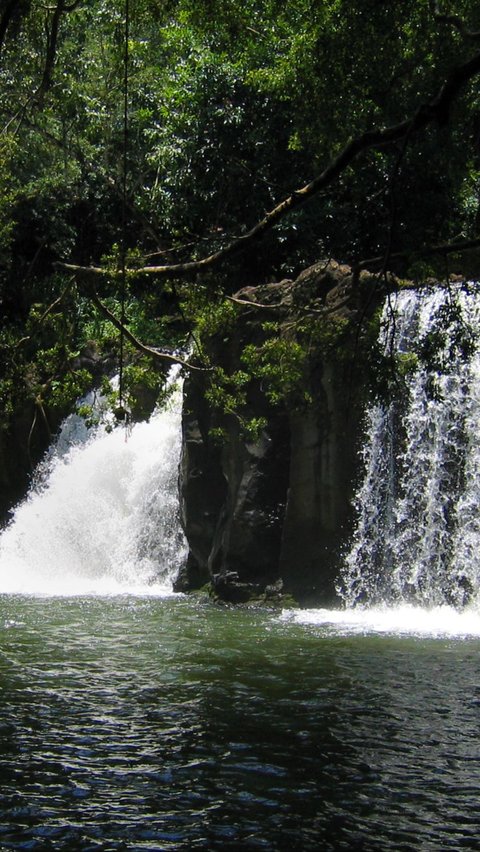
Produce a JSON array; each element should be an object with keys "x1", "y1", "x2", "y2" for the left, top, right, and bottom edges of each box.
[{"x1": 1, "y1": 595, "x2": 479, "y2": 850}]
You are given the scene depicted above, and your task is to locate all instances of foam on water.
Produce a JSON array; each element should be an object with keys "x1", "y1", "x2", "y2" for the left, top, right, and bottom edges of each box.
[{"x1": 281, "y1": 603, "x2": 480, "y2": 639}]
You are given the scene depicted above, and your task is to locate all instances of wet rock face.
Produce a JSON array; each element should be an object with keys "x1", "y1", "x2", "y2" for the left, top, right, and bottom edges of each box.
[
  {"x1": 178, "y1": 260, "x2": 382, "y2": 605},
  {"x1": 210, "y1": 416, "x2": 290, "y2": 587},
  {"x1": 175, "y1": 375, "x2": 228, "y2": 591},
  {"x1": 176, "y1": 367, "x2": 290, "y2": 597},
  {"x1": 279, "y1": 361, "x2": 361, "y2": 605}
]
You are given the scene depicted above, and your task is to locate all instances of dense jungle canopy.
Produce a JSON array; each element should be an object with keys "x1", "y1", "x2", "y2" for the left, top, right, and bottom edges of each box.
[{"x1": 1, "y1": 0, "x2": 480, "y2": 447}]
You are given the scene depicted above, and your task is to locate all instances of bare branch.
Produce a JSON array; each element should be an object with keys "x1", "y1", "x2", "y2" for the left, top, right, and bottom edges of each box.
[
  {"x1": 226, "y1": 295, "x2": 281, "y2": 310},
  {"x1": 58, "y1": 262, "x2": 107, "y2": 277}
]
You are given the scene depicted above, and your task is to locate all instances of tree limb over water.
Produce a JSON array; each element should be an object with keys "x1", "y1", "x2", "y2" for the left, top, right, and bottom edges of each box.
[
  {"x1": 57, "y1": 47, "x2": 480, "y2": 283},
  {"x1": 358, "y1": 237, "x2": 480, "y2": 272},
  {"x1": 90, "y1": 292, "x2": 210, "y2": 373}
]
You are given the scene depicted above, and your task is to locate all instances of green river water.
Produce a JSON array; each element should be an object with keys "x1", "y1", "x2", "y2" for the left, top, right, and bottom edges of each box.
[{"x1": 1, "y1": 593, "x2": 479, "y2": 851}]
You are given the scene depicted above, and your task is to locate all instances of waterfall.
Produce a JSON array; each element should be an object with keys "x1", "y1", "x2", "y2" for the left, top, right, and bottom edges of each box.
[
  {"x1": 0, "y1": 379, "x2": 187, "y2": 596},
  {"x1": 338, "y1": 284, "x2": 480, "y2": 611}
]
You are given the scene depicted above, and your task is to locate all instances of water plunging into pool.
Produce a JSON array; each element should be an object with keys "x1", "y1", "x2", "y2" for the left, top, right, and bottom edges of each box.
[
  {"x1": 339, "y1": 286, "x2": 480, "y2": 610},
  {"x1": 2, "y1": 289, "x2": 480, "y2": 634},
  {"x1": 290, "y1": 284, "x2": 480, "y2": 638},
  {"x1": 0, "y1": 379, "x2": 187, "y2": 596}
]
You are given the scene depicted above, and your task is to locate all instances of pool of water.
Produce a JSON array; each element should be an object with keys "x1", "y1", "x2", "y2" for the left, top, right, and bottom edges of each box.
[{"x1": 1, "y1": 594, "x2": 480, "y2": 850}]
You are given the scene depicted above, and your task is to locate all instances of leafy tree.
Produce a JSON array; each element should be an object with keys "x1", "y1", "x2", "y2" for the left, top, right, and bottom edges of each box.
[{"x1": 1, "y1": 0, "x2": 480, "y2": 460}]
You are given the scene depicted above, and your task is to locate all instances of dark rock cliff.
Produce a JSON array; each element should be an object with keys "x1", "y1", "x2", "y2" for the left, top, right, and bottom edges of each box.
[
  {"x1": 177, "y1": 260, "x2": 386, "y2": 605},
  {"x1": 0, "y1": 403, "x2": 51, "y2": 523}
]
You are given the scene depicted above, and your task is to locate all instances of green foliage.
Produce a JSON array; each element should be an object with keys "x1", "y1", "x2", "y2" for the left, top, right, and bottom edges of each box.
[
  {"x1": 94, "y1": 359, "x2": 175, "y2": 425},
  {"x1": 205, "y1": 366, "x2": 248, "y2": 415},
  {"x1": 366, "y1": 286, "x2": 480, "y2": 404},
  {"x1": 301, "y1": 314, "x2": 351, "y2": 358},
  {"x1": 2, "y1": 0, "x2": 480, "y2": 280},
  {"x1": 193, "y1": 297, "x2": 238, "y2": 340},
  {"x1": 0, "y1": 293, "x2": 94, "y2": 432},
  {"x1": 242, "y1": 331, "x2": 310, "y2": 406},
  {"x1": 122, "y1": 361, "x2": 170, "y2": 420},
  {"x1": 46, "y1": 369, "x2": 92, "y2": 410},
  {"x1": 0, "y1": 135, "x2": 19, "y2": 274},
  {"x1": 396, "y1": 351, "x2": 420, "y2": 378},
  {"x1": 203, "y1": 366, "x2": 267, "y2": 441}
]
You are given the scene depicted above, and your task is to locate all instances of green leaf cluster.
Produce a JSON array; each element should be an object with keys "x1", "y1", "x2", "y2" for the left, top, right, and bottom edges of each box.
[{"x1": 242, "y1": 330, "x2": 310, "y2": 406}]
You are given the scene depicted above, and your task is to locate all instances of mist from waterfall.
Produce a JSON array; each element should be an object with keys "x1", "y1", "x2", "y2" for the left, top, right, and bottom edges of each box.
[{"x1": 0, "y1": 381, "x2": 187, "y2": 596}]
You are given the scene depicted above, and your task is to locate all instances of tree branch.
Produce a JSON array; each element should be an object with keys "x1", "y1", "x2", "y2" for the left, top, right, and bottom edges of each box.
[
  {"x1": 431, "y1": 3, "x2": 480, "y2": 41},
  {"x1": 90, "y1": 292, "x2": 210, "y2": 372},
  {"x1": 35, "y1": 0, "x2": 65, "y2": 102},
  {"x1": 57, "y1": 45, "x2": 480, "y2": 282},
  {"x1": 358, "y1": 237, "x2": 480, "y2": 271},
  {"x1": 2, "y1": 0, "x2": 75, "y2": 129}
]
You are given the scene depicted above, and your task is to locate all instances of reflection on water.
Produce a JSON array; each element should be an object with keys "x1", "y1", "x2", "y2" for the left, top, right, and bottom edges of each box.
[{"x1": 1, "y1": 595, "x2": 480, "y2": 850}]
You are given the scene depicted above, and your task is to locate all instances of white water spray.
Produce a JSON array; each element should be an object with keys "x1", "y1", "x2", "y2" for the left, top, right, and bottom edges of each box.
[
  {"x1": 334, "y1": 285, "x2": 480, "y2": 625},
  {"x1": 286, "y1": 285, "x2": 480, "y2": 638},
  {"x1": 0, "y1": 381, "x2": 187, "y2": 596}
]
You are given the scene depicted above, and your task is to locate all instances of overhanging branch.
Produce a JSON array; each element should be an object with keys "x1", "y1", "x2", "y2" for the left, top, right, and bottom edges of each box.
[
  {"x1": 358, "y1": 237, "x2": 480, "y2": 271},
  {"x1": 90, "y1": 292, "x2": 210, "y2": 372},
  {"x1": 58, "y1": 46, "x2": 480, "y2": 281}
]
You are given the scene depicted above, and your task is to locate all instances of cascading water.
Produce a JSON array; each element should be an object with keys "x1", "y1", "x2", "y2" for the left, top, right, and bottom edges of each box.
[
  {"x1": 0, "y1": 377, "x2": 187, "y2": 595},
  {"x1": 338, "y1": 283, "x2": 480, "y2": 612},
  {"x1": 285, "y1": 283, "x2": 480, "y2": 638}
]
